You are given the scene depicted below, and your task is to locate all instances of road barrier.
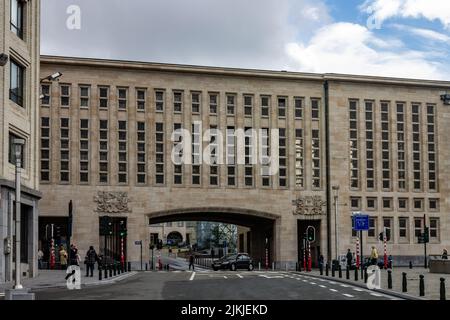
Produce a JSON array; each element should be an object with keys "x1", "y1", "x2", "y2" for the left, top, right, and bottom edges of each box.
[
  {"x1": 99, "y1": 266, "x2": 102, "y2": 280},
  {"x1": 387, "y1": 269, "x2": 392, "y2": 289},
  {"x1": 364, "y1": 267, "x2": 368, "y2": 283},
  {"x1": 402, "y1": 272, "x2": 407, "y2": 292},
  {"x1": 109, "y1": 265, "x2": 113, "y2": 278},
  {"x1": 331, "y1": 265, "x2": 335, "y2": 277},
  {"x1": 325, "y1": 263, "x2": 329, "y2": 277},
  {"x1": 440, "y1": 278, "x2": 446, "y2": 300},
  {"x1": 419, "y1": 275, "x2": 425, "y2": 296},
  {"x1": 346, "y1": 267, "x2": 350, "y2": 280},
  {"x1": 104, "y1": 265, "x2": 108, "y2": 279}
]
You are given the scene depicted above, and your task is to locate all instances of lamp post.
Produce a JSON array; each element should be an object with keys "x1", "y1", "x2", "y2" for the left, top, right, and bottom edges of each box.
[
  {"x1": 13, "y1": 138, "x2": 25, "y2": 289},
  {"x1": 332, "y1": 185, "x2": 340, "y2": 262}
]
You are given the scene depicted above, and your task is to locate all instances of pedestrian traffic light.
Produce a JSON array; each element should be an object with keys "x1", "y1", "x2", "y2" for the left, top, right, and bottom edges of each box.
[
  {"x1": 157, "y1": 239, "x2": 163, "y2": 250},
  {"x1": 119, "y1": 219, "x2": 127, "y2": 237},
  {"x1": 306, "y1": 226, "x2": 315, "y2": 242},
  {"x1": 379, "y1": 232, "x2": 384, "y2": 241},
  {"x1": 424, "y1": 227, "x2": 429, "y2": 243},
  {"x1": 385, "y1": 229, "x2": 391, "y2": 241}
]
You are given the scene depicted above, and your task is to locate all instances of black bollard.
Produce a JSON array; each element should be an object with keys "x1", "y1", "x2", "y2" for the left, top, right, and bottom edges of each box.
[
  {"x1": 338, "y1": 265, "x2": 342, "y2": 278},
  {"x1": 104, "y1": 265, "x2": 108, "y2": 279},
  {"x1": 325, "y1": 263, "x2": 329, "y2": 277},
  {"x1": 346, "y1": 267, "x2": 350, "y2": 280},
  {"x1": 113, "y1": 263, "x2": 116, "y2": 276},
  {"x1": 320, "y1": 264, "x2": 323, "y2": 276},
  {"x1": 387, "y1": 270, "x2": 392, "y2": 289},
  {"x1": 145, "y1": 263, "x2": 148, "y2": 271},
  {"x1": 121, "y1": 263, "x2": 124, "y2": 273},
  {"x1": 109, "y1": 265, "x2": 113, "y2": 278},
  {"x1": 128, "y1": 262, "x2": 131, "y2": 272},
  {"x1": 117, "y1": 263, "x2": 121, "y2": 275},
  {"x1": 440, "y1": 278, "x2": 446, "y2": 301},
  {"x1": 296, "y1": 262, "x2": 298, "y2": 272},
  {"x1": 331, "y1": 264, "x2": 335, "y2": 277},
  {"x1": 364, "y1": 267, "x2": 368, "y2": 283},
  {"x1": 419, "y1": 275, "x2": 425, "y2": 297},
  {"x1": 99, "y1": 266, "x2": 102, "y2": 280},
  {"x1": 402, "y1": 272, "x2": 407, "y2": 292},
  {"x1": 354, "y1": 267, "x2": 358, "y2": 281},
  {"x1": 409, "y1": 261, "x2": 413, "y2": 269}
]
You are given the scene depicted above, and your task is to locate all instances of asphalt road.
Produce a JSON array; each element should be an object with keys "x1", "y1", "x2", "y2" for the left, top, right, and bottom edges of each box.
[{"x1": 35, "y1": 270, "x2": 401, "y2": 300}]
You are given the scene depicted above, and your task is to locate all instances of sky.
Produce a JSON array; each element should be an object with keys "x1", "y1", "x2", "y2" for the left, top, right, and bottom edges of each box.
[{"x1": 41, "y1": 0, "x2": 450, "y2": 80}]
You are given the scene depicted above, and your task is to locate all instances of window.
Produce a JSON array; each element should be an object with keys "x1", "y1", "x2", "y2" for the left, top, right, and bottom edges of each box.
[
  {"x1": 261, "y1": 128, "x2": 271, "y2": 187},
  {"x1": 245, "y1": 127, "x2": 254, "y2": 187},
  {"x1": 118, "y1": 88, "x2": 127, "y2": 110},
  {"x1": 192, "y1": 92, "x2": 200, "y2": 114},
  {"x1": 10, "y1": 0, "x2": 24, "y2": 38},
  {"x1": 413, "y1": 198, "x2": 423, "y2": 211},
  {"x1": 398, "y1": 198, "x2": 408, "y2": 211},
  {"x1": 278, "y1": 97, "x2": 286, "y2": 118},
  {"x1": 137, "y1": 122, "x2": 146, "y2": 184},
  {"x1": 173, "y1": 123, "x2": 183, "y2": 185},
  {"x1": 79, "y1": 120, "x2": 89, "y2": 182},
  {"x1": 209, "y1": 94, "x2": 218, "y2": 115},
  {"x1": 368, "y1": 218, "x2": 376, "y2": 238},
  {"x1": 261, "y1": 96, "x2": 270, "y2": 117},
  {"x1": 381, "y1": 103, "x2": 391, "y2": 190},
  {"x1": 311, "y1": 99, "x2": 320, "y2": 120},
  {"x1": 60, "y1": 85, "x2": 70, "y2": 107},
  {"x1": 8, "y1": 132, "x2": 25, "y2": 168},
  {"x1": 399, "y1": 218, "x2": 408, "y2": 239},
  {"x1": 40, "y1": 118, "x2": 50, "y2": 181},
  {"x1": 351, "y1": 218, "x2": 358, "y2": 237},
  {"x1": 312, "y1": 129, "x2": 321, "y2": 188},
  {"x1": 365, "y1": 102, "x2": 375, "y2": 189},
  {"x1": 382, "y1": 198, "x2": 392, "y2": 210},
  {"x1": 41, "y1": 84, "x2": 50, "y2": 106},
  {"x1": 279, "y1": 128, "x2": 287, "y2": 187},
  {"x1": 295, "y1": 129, "x2": 304, "y2": 188},
  {"x1": 427, "y1": 105, "x2": 437, "y2": 191},
  {"x1": 173, "y1": 91, "x2": 183, "y2": 113},
  {"x1": 383, "y1": 218, "x2": 393, "y2": 242},
  {"x1": 99, "y1": 87, "x2": 109, "y2": 109},
  {"x1": 9, "y1": 60, "x2": 24, "y2": 106},
  {"x1": 227, "y1": 127, "x2": 236, "y2": 186},
  {"x1": 367, "y1": 198, "x2": 376, "y2": 210},
  {"x1": 80, "y1": 86, "x2": 90, "y2": 108},
  {"x1": 192, "y1": 123, "x2": 201, "y2": 185},
  {"x1": 295, "y1": 98, "x2": 303, "y2": 119},
  {"x1": 226, "y1": 94, "x2": 235, "y2": 115},
  {"x1": 349, "y1": 100, "x2": 359, "y2": 189},
  {"x1": 414, "y1": 218, "x2": 423, "y2": 238},
  {"x1": 155, "y1": 91, "x2": 165, "y2": 112},
  {"x1": 209, "y1": 126, "x2": 219, "y2": 186},
  {"x1": 99, "y1": 120, "x2": 109, "y2": 183},
  {"x1": 412, "y1": 104, "x2": 422, "y2": 190},
  {"x1": 155, "y1": 123, "x2": 165, "y2": 184},
  {"x1": 350, "y1": 197, "x2": 361, "y2": 210},
  {"x1": 60, "y1": 118, "x2": 70, "y2": 182},
  {"x1": 136, "y1": 89, "x2": 146, "y2": 111},
  {"x1": 429, "y1": 218, "x2": 439, "y2": 239},
  {"x1": 396, "y1": 103, "x2": 406, "y2": 190},
  {"x1": 244, "y1": 95, "x2": 253, "y2": 116},
  {"x1": 118, "y1": 121, "x2": 128, "y2": 183},
  {"x1": 429, "y1": 199, "x2": 439, "y2": 211}
]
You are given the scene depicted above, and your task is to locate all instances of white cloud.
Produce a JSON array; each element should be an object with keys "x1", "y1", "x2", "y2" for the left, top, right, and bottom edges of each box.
[
  {"x1": 361, "y1": 0, "x2": 450, "y2": 29},
  {"x1": 392, "y1": 24, "x2": 450, "y2": 42},
  {"x1": 285, "y1": 22, "x2": 447, "y2": 80}
]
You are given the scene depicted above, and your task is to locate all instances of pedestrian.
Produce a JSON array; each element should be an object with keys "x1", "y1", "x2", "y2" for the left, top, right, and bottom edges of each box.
[
  {"x1": 388, "y1": 255, "x2": 393, "y2": 269},
  {"x1": 370, "y1": 246, "x2": 378, "y2": 266},
  {"x1": 70, "y1": 244, "x2": 79, "y2": 266},
  {"x1": 85, "y1": 246, "x2": 98, "y2": 277},
  {"x1": 189, "y1": 253, "x2": 195, "y2": 271},
  {"x1": 318, "y1": 254, "x2": 324, "y2": 271},
  {"x1": 59, "y1": 245, "x2": 68, "y2": 270},
  {"x1": 346, "y1": 249, "x2": 353, "y2": 268},
  {"x1": 442, "y1": 249, "x2": 448, "y2": 260},
  {"x1": 38, "y1": 249, "x2": 44, "y2": 269}
]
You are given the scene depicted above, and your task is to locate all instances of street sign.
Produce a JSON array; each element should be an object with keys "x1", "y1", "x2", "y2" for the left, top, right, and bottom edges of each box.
[
  {"x1": 353, "y1": 214, "x2": 370, "y2": 231},
  {"x1": 135, "y1": 240, "x2": 142, "y2": 245}
]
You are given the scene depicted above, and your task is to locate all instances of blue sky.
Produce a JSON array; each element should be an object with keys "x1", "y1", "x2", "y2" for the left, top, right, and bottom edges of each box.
[{"x1": 41, "y1": 0, "x2": 450, "y2": 80}]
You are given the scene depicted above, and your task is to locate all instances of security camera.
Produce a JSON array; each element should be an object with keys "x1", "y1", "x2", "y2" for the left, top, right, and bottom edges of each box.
[
  {"x1": 46, "y1": 72, "x2": 63, "y2": 81},
  {"x1": 0, "y1": 53, "x2": 9, "y2": 66}
]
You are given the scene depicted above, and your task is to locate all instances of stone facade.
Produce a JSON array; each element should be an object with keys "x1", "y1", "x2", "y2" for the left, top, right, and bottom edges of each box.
[
  {"x1": 38, "y1": 55, "x2": 450, "y2": 268},
  {"x1": 0, "y1": 0, "x2": 41, "y2": 283}
]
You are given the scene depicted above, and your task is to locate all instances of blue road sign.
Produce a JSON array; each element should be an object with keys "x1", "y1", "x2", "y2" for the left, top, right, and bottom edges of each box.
[{"x1": 353, "y1": 214, "x2": 370, "y2": 231}]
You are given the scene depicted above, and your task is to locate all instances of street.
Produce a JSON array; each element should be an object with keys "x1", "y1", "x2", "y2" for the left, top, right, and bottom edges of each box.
[{"x1": 35, "y1": 270, "x2": 401, "y2": 300}]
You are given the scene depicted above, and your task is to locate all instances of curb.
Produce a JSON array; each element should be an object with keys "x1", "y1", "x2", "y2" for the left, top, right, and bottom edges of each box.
[{"x1": 291, "y1": 271, "x2": 424, "y2": 301}]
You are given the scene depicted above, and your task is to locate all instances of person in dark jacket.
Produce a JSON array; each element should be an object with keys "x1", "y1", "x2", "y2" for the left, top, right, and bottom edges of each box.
[
  {"x1": 346, "y1": 249, "x2": 353, "y2": 268},
  {"x1": 70, "y1": 244, "x2": 79, "y2": 266},
  {"x1": 189, "y1": 253, "x2": 195, "y2": 271},
  {"x1": 85, "y1": 246, "x2": 98, "y2": 277}
]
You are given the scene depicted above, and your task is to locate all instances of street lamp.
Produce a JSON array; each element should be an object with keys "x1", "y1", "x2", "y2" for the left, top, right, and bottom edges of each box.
[
  {"x1": 332, "y1": 185, "x2": 340, "y2": 262},
  {"x1": 40, "y1": 72, "x2": 63, "y2": 83},
  {"x1": 13, "y1": 138, "x2": 25, "y2": 289}
]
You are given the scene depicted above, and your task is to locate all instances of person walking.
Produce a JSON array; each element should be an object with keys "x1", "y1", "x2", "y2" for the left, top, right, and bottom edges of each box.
[
  {"x1": 370, "y1": 246, "x2": 378, "y2": 266},
  {"x1": 38, "y1": 249, "x2": 44, "y2": 269},
  {"x1": 442, "y1": 249, "x2": 448, "y2": 260},
  {"x1": 70, "y1": 244, "x2": 79, "y2": 266},
  {"x1": 85, "y1": 246, "x2": 98, "y2": 277},
  {"x1": 189, "y1": 253, "x2": 195, "y2": 271},
  {"x1": 346, "y1": 249, "x2": 353, "y2": 269},
  {"x1": 59, "y1": 245, "x2": 68, "y2": 270}
]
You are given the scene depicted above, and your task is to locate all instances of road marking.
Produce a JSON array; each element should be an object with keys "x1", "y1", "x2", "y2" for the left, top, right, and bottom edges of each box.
[
  {"x1": 370, "y1": 293, "x2": 383, "y2": 297},
  {"x1": 328, "y1": 281, "x2": 336, "y2": 285},
  {"x1": 319, "y1": 285, "x2": 327, "y2": 288},
  {"x1": 237, "y1": 274, "x2": 243, "y2": 279},
  {"x1": 224, "y1": 276, "x2": 228, "y2": 279},
  {"x1": 353, "y1": 288, "x2": 364, "y2": 292},
  {"x1": 0, "y1": 293, "x2": 4, "y2": 297},
  {"x1": 340, "y1": 284, "x2": 349, "y2": 288},
  {"x1": 189, "y1": 272, "x2": 196, "y2": 281},
  {"x1": 310, "y1": 282, "x2": 316, "y2": 285},
  {"x1": 343, "y1": 294, "x2": 354, "y2": 298},
  {"x1": 329, "y1": 289, "x2": 338, "y2": 292},
  {"x1": 302, "y1": 280, "x2": 307, "y2": 282}
]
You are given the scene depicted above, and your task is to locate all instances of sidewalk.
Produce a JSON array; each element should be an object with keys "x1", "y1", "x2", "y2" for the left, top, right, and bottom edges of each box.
[
  {"x1": 0, "y1": 268, "x2": 137, "y2": 295},
  {"x1": 302, "y1": 267, "x2": 449, "y2": 300}
]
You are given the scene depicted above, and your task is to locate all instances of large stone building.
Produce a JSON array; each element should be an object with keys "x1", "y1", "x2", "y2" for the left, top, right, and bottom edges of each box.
[
  {"x1": 38, "y1": 55, "x2": 450, "y2": 268},
  {"x1": 0, "y1": 0, "x2": 41, "y2": 283}
]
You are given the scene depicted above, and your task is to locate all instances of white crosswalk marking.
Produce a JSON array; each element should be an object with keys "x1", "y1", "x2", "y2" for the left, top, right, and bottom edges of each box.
[
  {"x1": 370, "y1": 293, "x2": 383, "y2": 297},
  {"x1": 329, "y1": 289, "x2": 338, "y2": 292},
  {"x1": 353, "y1": 288, "x2": 364, "y2": 292},
  {"x1": 310, "y1": 282, "x2": 316, "y2": 285},
  {"x1": 343, "y1": 294, "x2": 354, "y2": 298},
  {"x1": 237, "y1": 274, "x2": 243, "y2": 279},
  {"x1": 189, "y1": 272, "x2": 196, "y2": 281},
  {"x1": 319, "y1": 285, "x2": 327, "y2": 288}
]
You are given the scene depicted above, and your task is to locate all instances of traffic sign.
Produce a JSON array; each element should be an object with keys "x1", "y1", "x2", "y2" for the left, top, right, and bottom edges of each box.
[
  {"x1": 353, "y1": 214, "x2": 370, "y2": 231},
  {"x1": 135, "y1": 240, "x2": 142, "y2": 245}
]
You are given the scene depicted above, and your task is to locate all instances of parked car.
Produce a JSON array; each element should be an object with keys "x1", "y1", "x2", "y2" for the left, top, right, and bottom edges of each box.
[{"x1": 212, "y1": 253, "x2": 254, "y2": 271}]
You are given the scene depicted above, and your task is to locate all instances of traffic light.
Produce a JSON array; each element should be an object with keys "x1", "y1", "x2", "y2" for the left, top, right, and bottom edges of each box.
[
  {"x1": 99, "y1": 216, "x2": 112, "y2": 236},
  {"x1": 424, "y1": 227, "x2": 429, "y2": 243},
  {"x1": 380, "y1": 230, "x2": 391, "y2": 241},
  {"x1": 119, "y1": 219, "x2": 127, "y2": 237},
  {"x1": 306, "y1": 226, "x2": 315, "y2": 242},
  {"x1": 157, "y1": 239, "x2": 163, "y2": 250},
  {"x1": 379, "y1": 232, "x2": 383, "y2": 241}
]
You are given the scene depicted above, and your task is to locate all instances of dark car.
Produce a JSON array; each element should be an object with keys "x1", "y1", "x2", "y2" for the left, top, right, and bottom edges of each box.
[{"x1": 212, "y1": 253, "x2": 254, "y2": 271}]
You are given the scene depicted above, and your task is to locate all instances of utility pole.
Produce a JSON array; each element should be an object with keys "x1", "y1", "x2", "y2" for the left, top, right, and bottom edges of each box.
[
  {"x1": 423, "y1": 214, "x2": 428, "y2": 269},
  {"x1": 13, "y1": 139, "x2": 25, "y2": 289}
]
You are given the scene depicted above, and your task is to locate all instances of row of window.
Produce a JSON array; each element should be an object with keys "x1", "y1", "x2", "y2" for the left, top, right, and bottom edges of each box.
[
  {"x1": 350, "y1": 197, "x2": 440, "y2": 212},
  {"x1": 40, "y1": 84, "x2": 321, "y2": 119},
  {"x1": 352, "y1": 217, "x2": 441, "y2": 243}
]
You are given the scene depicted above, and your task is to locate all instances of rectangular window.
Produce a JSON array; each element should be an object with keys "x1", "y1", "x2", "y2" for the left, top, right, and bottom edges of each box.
[
  {"x1": 351, "y1": 197, "x2": 361, "y2": 210},
  {"x1": 79, "y1": 119, "x2": 89, "y2": 182},
  {"x1": 295, "y1": 98, "x2": 303, "y2": 119},
  {"x1": 398, "y1": 198, "x2": 408, "y2": 211},
  {"x1": 118, "y1": 88, "x2": 127, "y2": 110},
  {"x1": 173, "y1": 123, "x2": 183, "y2": 185},
  {"x1": 396, "y1": 103, "x2": 406, "y2": 190},
  {"x1": 261, "y1": 128, "x2": 271, "y2": 187},
  {"x1": 367, "y1": 197, "x2": 376, "y2": 210},
  {"x1": 368, "y1": 217, "x2": 376, "y2": 238},
  {"x1": 412, "y1": 104, "x2": 422, "y2": 191},
  {"x1": 278, "y1": 128, "x2": 287, "y2": 187},
  {"x1": 60, "y1": 85, "x2": 70, "y2": 107},
  {"x1": 99, "y1": 120, "x2": 109, "y2": 183},
  {"x1": 349, "y1": 100, "x2": 359, "y2": 189},
  {"x1": 192, "y1": 92, "x2": 200, "y2": 114},
  {"x1": 311, "y1": 99, "x2": 320, "y2": 120},
  {"x1": 413, "y1": 198, "x2": 423, "y2": 211},
  {"x1": 414, "y1": 218, "x2": 423, "y2": 238},
  {"x1": 382, "y1": 198, "x2": 393, "y2": 210},
  {"x1": 427, "y1": 105, "x2": 437, "y2": 191},
  {"x1": 365, "y1": 101, "x2": 375, "y2": 190},
  {"x1": 155, "y1": 91, "x2": 165, "y2": 112},
  {"x1": 429, "y1": 218, "x2": 439, "y2": 239},
  {"x1": 136, "y1": 89, "x2": 146, "y2": 111},
  {"x1": 41, "y1": 84, "x2": 50, "y2": 106},
  {"x1": 244, "y1": 95, "x2": 253, "y2": 117},
  {"x1": 209, "y1": 94, "x2": 218, "y2": 115},
  {"x1": 80, "y1": 86, "x2": 90, "y2": 108},
  {"x1": 8, "y1": 132, "x2": 25, "y2": 168},
  {"x1": 40, "y1": 117, "x2": 50, "y2": 181},
  {"x1": 312, "y1": 129, "x2": 321, "y2": 188},
  {"x1": 173, "y1": 91, "x2": 183, "y2": 113},
  {"x1": 429, "y1": 199, "x2": 439, "y2": 211},
  {"x1": 278, "y1": 97, "x2": 286, "y2": 118},
  {"x1": 209, "y1": 125, "x2": 219, "y2": 186},
  {"x1": 137, "y1": 122, "x2": 146, "y2": 184},
  {"x1": 227, "y1": 127, "x2": 236, "y2": 186},
  {"x1": 261, "y1": 96, "x2": 270, "y2": 118},
  {"x1": 60, "y1": 118, "x2": 70, "y2": 182},
  {"x1": 399, "y1": 217, "x2": 408, "y2": 239},
  {"x1": 99, "y1": 87, "x2": 109, "y2": 109},
  {"x1": 9, "y1": 60, "x2": 24, "y2": 107},
  {"x1": 226, "y1": 94, "x2": 235, "y2": 115},
  {"x1": 155, "y1": 123, "x2": 165, "y2": 184},
  {"x1": 10, "y1": 0, "x2": 24, "y2": 38},
  {"x1": 295, "y1": 129, "x2": 304, "y2": 188},
  {"x1": 118, "y1": 121, "x2": 127, "y2": 183}
]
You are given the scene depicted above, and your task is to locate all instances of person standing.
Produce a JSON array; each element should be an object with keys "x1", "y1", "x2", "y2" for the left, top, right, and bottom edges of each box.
[
  {"x1": 59, "y1": 245, "x2": 68, "y2": 270},
  {"x1": 85, "y1": 246, "x2": 98, "y2": 277},
  {"x1": 346, "y1": 249, "x2": 353, "y2": 269},
  {"x1": 442, "y1": 249, "x2": 448, "y2": 260},
  {"x1": 189, "y1": 253, "x2": 195, "y2": 271},
  {"x1": 70, "y1": 244, "x2": 79, "y2": 266},
  {"x1": 370, "y1": 246, "x2": 378, "y2": 266},
  {"x1": 38, "y1": 249, "x2": 44, "y2": 269}
]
